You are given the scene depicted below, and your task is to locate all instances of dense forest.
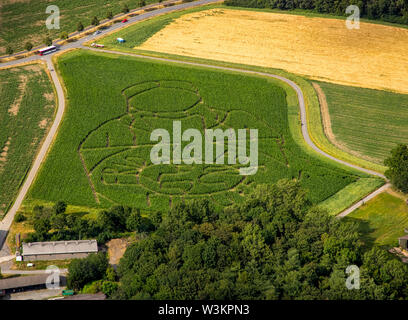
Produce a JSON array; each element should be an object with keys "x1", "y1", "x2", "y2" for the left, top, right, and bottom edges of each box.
[
  {"x1": 101, "y1": 180, "x2": 408, "y2": 300},
  {"x1": 225, "y1": 0, "x2": 408, "y2": 25}
]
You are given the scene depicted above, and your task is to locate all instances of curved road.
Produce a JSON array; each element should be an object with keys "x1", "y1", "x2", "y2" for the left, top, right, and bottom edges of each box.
[{"x1": 0, "y1": 0, "x2": 387, "y2": 258}]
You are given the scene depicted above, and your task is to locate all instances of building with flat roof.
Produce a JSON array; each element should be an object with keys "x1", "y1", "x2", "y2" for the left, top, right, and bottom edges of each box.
[
  {"x1": 22, "y1": 240, "x2": 98, "y2": 261},
  {"x1": 0, "y1": 274, "x2": 59, "y2": 297}
]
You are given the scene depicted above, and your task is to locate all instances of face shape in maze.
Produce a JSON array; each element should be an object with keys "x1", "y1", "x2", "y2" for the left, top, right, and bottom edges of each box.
[{"x1": 79, "y1": 80, "x2": 246, "y2": 206}]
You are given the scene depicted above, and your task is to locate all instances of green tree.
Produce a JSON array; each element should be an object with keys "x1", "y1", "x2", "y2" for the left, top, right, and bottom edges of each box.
[
  {"x1": 106, "y1": 266, "x2": 116, "y2": 282},
  {"x1": 44, "y1": 37, "x2": 52, "y2": 46},
  {"x1": 60, "y1": 31, "x2": 69, "y2": 40},
  {"x1": 33, "y1": 218, "x2": 51, "y2": 237},
  {"x1": 53, "y1": 201, "x2": 67, "y2": 215},
  {"x1": 126, "y1": 210, "x2": 142, "y2": 231},
  {"x1": 77, "y1": 21, "x2": 84, "y2": 32},
  {"x1": 102, "y1": 281, "x2": 119, "y2": 297},
  {"x1": 122, "y1": 4, "x2": 130, "y2": 13},
  {"x1": 384, "y1": 144, "x2": 408, "y2": 193},
  {"x1": 24, "y1": 42, "x2": 33, "y2": 51},
  {"x1": 106, "y1": 11, "x2": 113, "y2": 19},
  {"x1": 6, "y1": 46, "x2": 13, "y2": 55},
  {"x1": 14, "y1": 212, "x2": 26, "y2": 223},
  {"x1": 67, "y1": 252, "x2": 108, "y2": 290},
  {"x1": 91, "y1": 16, "x2": 99, "y2": 26},
  {"x1": 138, "y1": 0, "x2": 146, "y2": 7}
]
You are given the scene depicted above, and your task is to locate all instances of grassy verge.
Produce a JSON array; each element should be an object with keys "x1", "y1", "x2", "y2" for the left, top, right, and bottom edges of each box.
[
  {"x1": 318, "y1": 177, "x2": 385, "y2": 215},
  {"x1": 96, "y1": 3, "x2": 216, "y2": 48},
  {"x1": 345, "y1": 191, "x2": 408, "y2": 247}
]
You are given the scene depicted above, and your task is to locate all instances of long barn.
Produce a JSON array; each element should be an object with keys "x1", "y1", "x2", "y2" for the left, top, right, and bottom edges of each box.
[{"x1": 22, "y1": 240, "x2": 98, "y2": 261}]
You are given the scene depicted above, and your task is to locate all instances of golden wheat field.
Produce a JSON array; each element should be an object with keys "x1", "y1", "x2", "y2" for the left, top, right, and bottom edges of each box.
[{"x1": 138, "y1": 9, "x2": 408, "y2": 93}]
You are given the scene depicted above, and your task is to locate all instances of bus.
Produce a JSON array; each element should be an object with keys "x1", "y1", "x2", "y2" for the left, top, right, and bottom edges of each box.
[{"x1": 37, "y1": 45, "x2": 57, "y2": 56}]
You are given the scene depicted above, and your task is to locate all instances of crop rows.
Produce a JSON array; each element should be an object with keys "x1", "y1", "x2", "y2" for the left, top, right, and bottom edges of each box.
[
  {"x1": 27, "y1": 51, "x2": 357, "y2": 212},
  {"x1": 0, "y1": 64, "x2": 55, "y2": 219}
]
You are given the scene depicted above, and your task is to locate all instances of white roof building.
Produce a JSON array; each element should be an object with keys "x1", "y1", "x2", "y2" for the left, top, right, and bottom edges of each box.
[{"x1": 22, "y1": 240, "x2": 98, "y2": 259}]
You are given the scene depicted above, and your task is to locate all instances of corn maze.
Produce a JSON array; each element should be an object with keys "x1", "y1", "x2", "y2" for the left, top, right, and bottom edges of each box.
[
  {"x1": 79, "y1": 80, "x2": 262, "y2": 209},
  {"x1": 28, "y1": 51, "x2": 358, "y2": 212}
]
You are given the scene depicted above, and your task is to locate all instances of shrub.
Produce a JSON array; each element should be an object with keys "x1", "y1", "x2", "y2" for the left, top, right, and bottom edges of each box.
[
  {"x1": 44, "y1": 37, "x2": 52, "y2": 46},
  {"x1": 138, "y1": 0, "x2": 146, "y2": 7},
  {"x1": 91, "y1": 16, "x2": 99, "y2": 26},
  {"x1": 53, "y1": 201, "x2": 67, "y2": 215},
  {"x1": 122, "y1": 4, "x2": 130, "y2": 13},
  {"x1": 60, "y1": 31, "x2": 69, "y2": 40},
  {"x1": 102, "y1": 281, "x2": 119, "y2": 297},
  {"x1": 14, "y1": 212, "x2": 26, "y2": 223},
  {"x1": 67, "y1": 252, "x2": 109, "y2": 291},
  {"x1": 106, "y1": 11, "x2": 113, "y2": 19},
  {"x1": 6, "y1": 46, "x2": 13, "y2": 55},
  {"x1": 24, "y1": 42, "x2": 33, "y2": 51},
  {"x1": 77, "y1": 21, "x2": 84, "y2": 32}
]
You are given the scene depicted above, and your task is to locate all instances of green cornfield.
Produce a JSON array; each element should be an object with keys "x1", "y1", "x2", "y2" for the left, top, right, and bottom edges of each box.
[{"x1": 27, "y1": 50, "x2": 358, "y2": 212}]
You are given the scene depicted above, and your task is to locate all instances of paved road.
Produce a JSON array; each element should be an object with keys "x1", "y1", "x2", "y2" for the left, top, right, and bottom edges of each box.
[
  {"x1": 336, "y1": 183, "x2": 391, "y2": 218},
  {"x1": 0, "y1": 0, "x2": 387, "y2": 258}
]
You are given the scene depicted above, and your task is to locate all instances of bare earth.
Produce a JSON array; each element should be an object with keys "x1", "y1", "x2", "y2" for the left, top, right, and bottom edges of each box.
[
  {"x1": 138, "y1": 9, "x2": 408, "y2": 94},
  {"x1": 107, "y1": 238, "x2": 128, "y2": 266}
]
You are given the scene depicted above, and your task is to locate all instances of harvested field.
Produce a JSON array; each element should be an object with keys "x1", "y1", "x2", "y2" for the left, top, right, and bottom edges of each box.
[{"x1": 138, "y1": 8, "x2": 408, "y2": 94}]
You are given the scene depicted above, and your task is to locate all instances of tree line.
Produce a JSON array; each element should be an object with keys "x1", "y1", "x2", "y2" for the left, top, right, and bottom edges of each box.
[
  {"x1": 225, "y1": 0, "x2": 408, "y2": 25},
  {"x1": 105, "y1": 179, "x2": 408, "y2": 300}
]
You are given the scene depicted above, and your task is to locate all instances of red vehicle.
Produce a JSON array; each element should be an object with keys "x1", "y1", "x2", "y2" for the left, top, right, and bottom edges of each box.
[{"x1": 122, "y1": 18, "x2": 128, "y2": 23}]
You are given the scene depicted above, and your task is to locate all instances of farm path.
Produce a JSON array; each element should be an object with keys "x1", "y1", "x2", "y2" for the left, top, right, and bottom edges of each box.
[{"x1": 0, "y1": 0, "x2": 388, "y2": 258}]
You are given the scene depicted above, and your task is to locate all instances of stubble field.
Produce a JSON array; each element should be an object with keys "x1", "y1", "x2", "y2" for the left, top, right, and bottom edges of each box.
[{"x1": 136, "y1": 8, "x2": 408, "y2": 94}]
